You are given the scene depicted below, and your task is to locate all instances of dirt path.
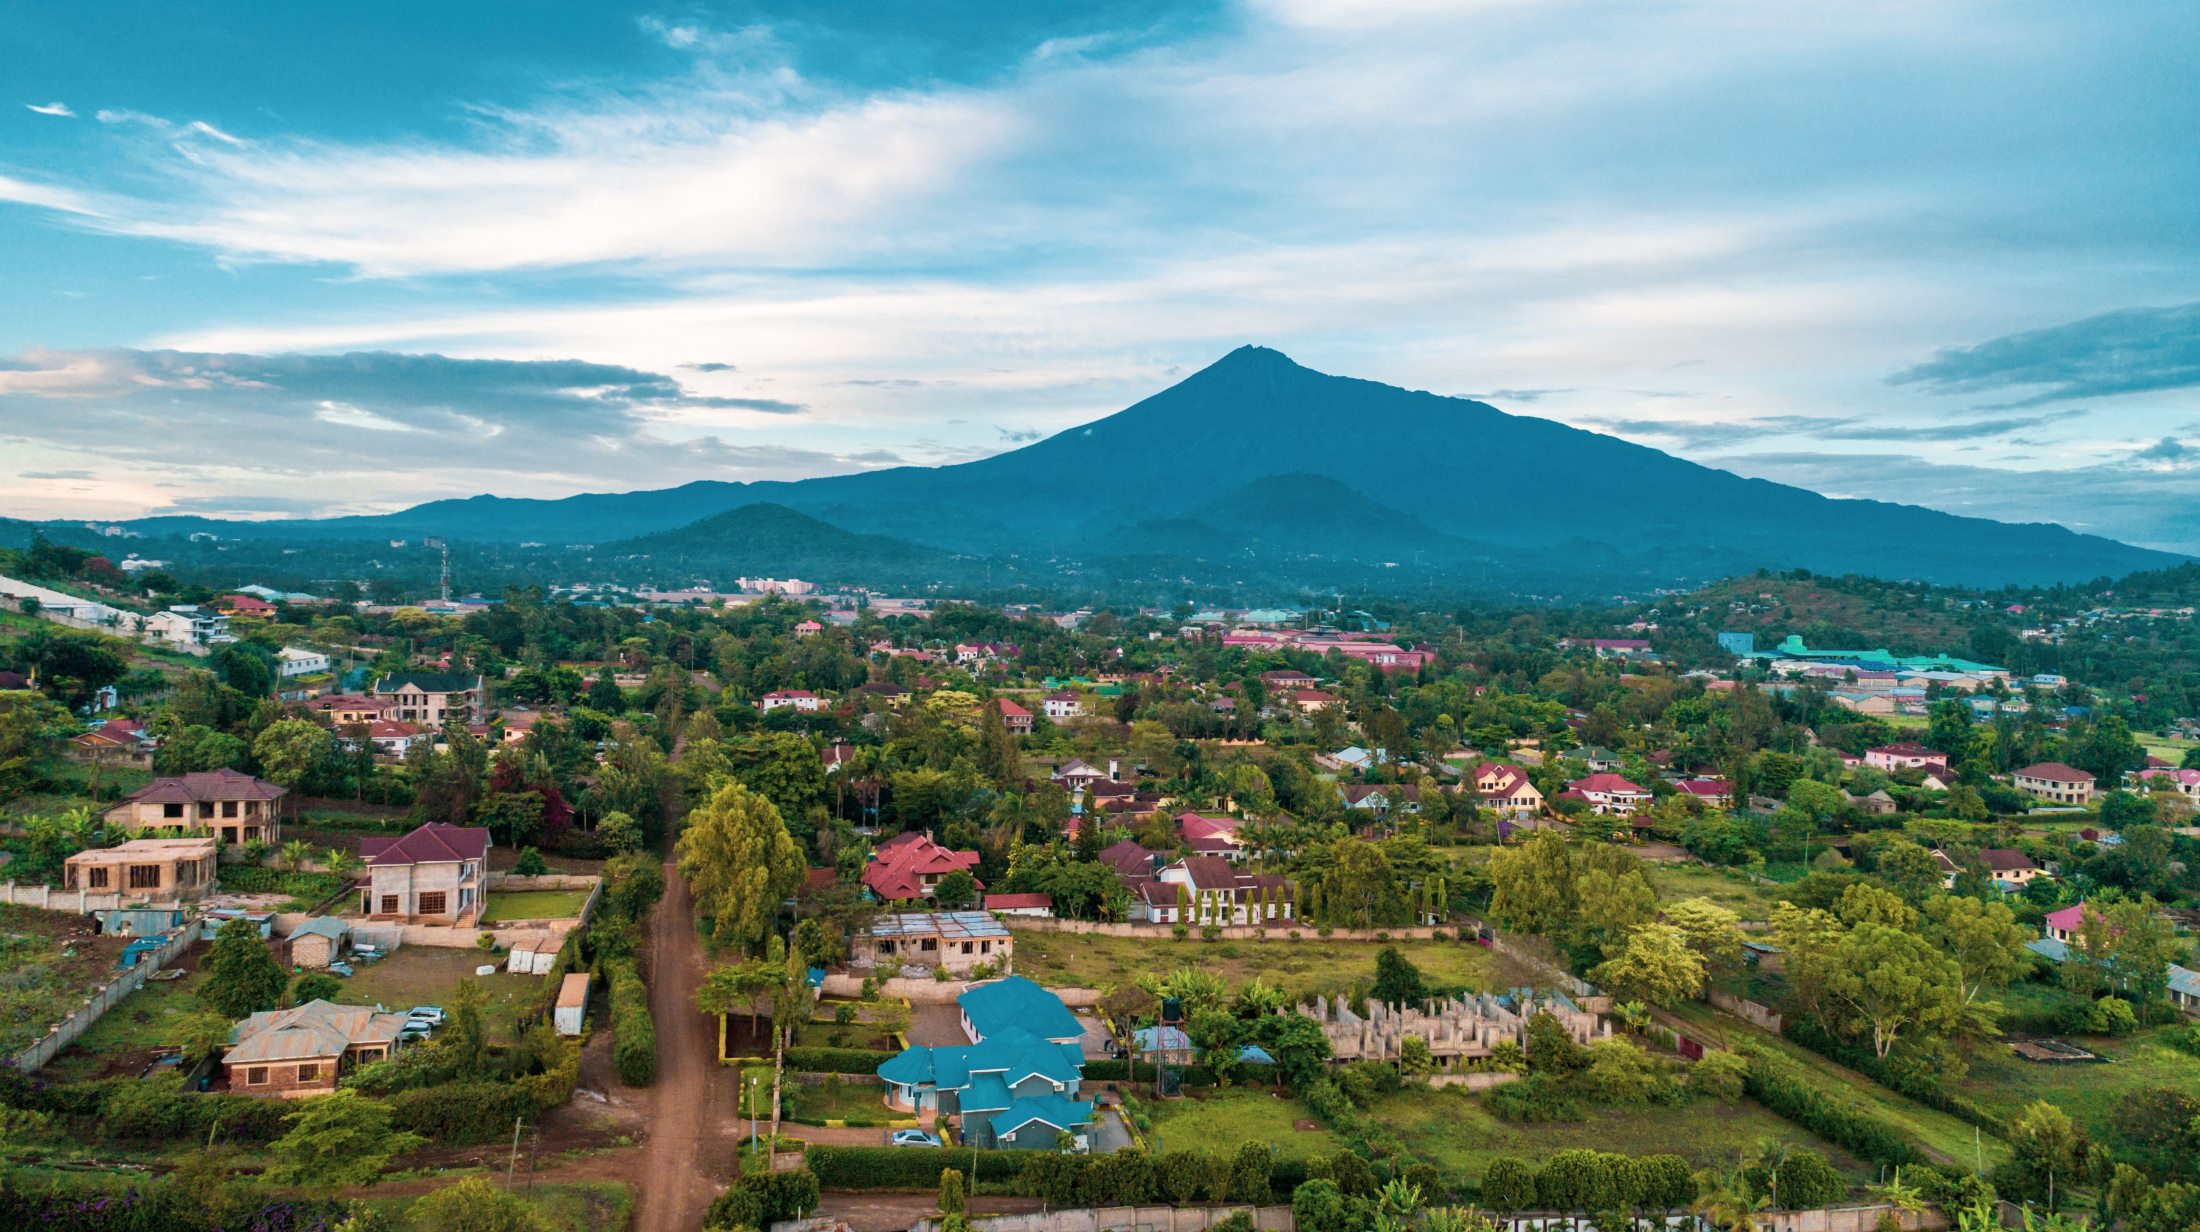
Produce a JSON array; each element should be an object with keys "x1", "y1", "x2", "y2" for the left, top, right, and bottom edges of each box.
[{"x1": 631, "y1": 853, "x2": 738, "y2": 1232}]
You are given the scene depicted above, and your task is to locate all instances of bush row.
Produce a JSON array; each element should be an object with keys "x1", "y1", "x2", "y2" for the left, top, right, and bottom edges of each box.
[
  {"x1": 1083, "y1": 1058, "x2": 1219, "y2": 1086},
  {"x1": 388, "y1": 1080, "x2": 539, "y2": 1145},
  {"x1": 604, "y1": 956, "x2": 656, "y2": 1086},
  {"x1": 1741, "y1": 1050, "x2": 1924, "y2": 1168},
  {"x1": 707, "y1": 1170, "x2": 821, "y2": 1229},
  {"x1": 806, "y1": 1144, "x2": 1048, "y2": 1190},
  {"x1": 0, "y1": 1171, "x2": 355, "y2": 1232},
  {"x1": 1470, "y1": 1151, "x2": 1697, "y2": 1213},
  {"x1": 1780, "y1": 1019, "x2": 2000, "y2": 1133}
]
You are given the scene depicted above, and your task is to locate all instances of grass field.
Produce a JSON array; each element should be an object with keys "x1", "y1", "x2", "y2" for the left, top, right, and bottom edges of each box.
[
  {"x1": 0, "y1": 905, "x2": 130, "y2": 1055},
  {"x1": 1140, "y1": 1087, "x2": 1342, "y2": 1160},
  {"x1": 362, "y1": 1180, "x2": 632, "y2": 1231},
  {"x1": 1368, "y1": 1086, "x2": 1873, "y2": 1186},
  {"x1": 479, "y1": 890, "x2": 592, "y2": 924},
  {"x1": 1009, "y1": 929, "x2": 1495, "y2": 998},
  {"x1": 1644, "y1": 864, "x2": 1778, "y2": 919},
  {"x1": 47, "y1": 959, "x2": 207, "y2": 1082},
  {"x1": 1661, "y1": 1001, "x2": 2009, "y2": 1171},
  {"x1": 340, "y1": 946, "x2": 543, "y2": 1040},
  {"x1": 1952, "y1": 1023, "x2": 2195, "y2": 1140}
]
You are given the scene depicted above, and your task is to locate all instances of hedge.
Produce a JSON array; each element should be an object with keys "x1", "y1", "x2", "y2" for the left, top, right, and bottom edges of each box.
[
  {"x1": 707, "y1": 1170, "x2": 821, "y2": 1228},
  {"x1": 0, "y1": 1173, "x2": 354, "y2": 1232},
  {"x1": 783, "y1": 1045, "x2": 899, "y2": 1074},
  {"x1": 1084, "y1": 1058, "x2": 1219, "y2": 1086},
  {"x1": 604, "y1": 957, "x2": 656, "y2": 1086},
  {"x1": 1741, "y1": 1051, "x2": 1924, "y2": 1168},
  {"x1": 808, "y1": 1145, "x2": 1049, "y2": 1190},
  {"x1": 389, "y1": 1080, "x2": 537, "y2": 1144},
  {"x1": 1780, "y1": 1019, "x2": 2001, "y2": 1133},
  {"x1": 212, "y1": 867, "x2": 352, "y2": 900}
]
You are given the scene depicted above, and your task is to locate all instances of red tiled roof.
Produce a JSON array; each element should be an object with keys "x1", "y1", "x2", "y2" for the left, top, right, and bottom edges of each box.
[
  {"x1": 2015, "y1": 761, "x2": 2094, "y2": 783},
  {"x1": 993, "y1": 699, "x2": 1032, "y2": 719},
  {"x1": 985, "y1": 893, "x2": 1052, "y2": 910},
  {"x1": 801, "y1": 867, "x2": 839, "y2": 893},
  {"x1": 862, "y1": 833, "x2": 982, "y2": 900},
  {"x1": 359, "y1": 822, "x2": 489, "y2": 867},
  {"x1": 1177, "y1": 856, "x2": 1237, "y2": 891},
  {"x1": 124, "y1": 767, "x2": 286, "y2": 806},
  {"x1": 1979, "y1": 847, "x2": 2038, "y2": 873},
  {"x1": 1568, "y1": 773, "x2": 1649, "y2": 796},
  {"x1": 1676, "y1": 779, "x2": 1732, "y2": 798}
]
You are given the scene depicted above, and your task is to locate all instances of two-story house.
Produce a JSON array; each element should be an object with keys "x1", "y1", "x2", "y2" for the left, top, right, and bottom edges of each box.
[
  {"x1": 372, "y1": 672, "x2": 483, "y2": 727},
  {"x1": 359, "y1": 822, "x2": 489, "y2": 923},
  {"x1": 1468, "y1": 762, "x2": 1545, "y2": 816},
  {"x1": 1153, "y1": 856, "x2": 1294, "y2": 926},
  {"x1": 144, "y1": 605, "x2": 233, "y2": 649},
  {"x1": 104, "y1": 768, "x2": 285, "y2": 846},
  {"x1": 1865, "y1": 743, "x2": 1950, "y2": 774},
  {"x1": 877, "y1": 976, "x2": 1092, "y2": 1149},
  {"x1": 861, "y1": 831, "x2": 983, "y2": 903},
  {"x1": 2011, "y1": 762, "x2": 2096, "y2": 806},
  {"x1": 1563, "y1": 773, "x2": 1654, "y2": 817}
]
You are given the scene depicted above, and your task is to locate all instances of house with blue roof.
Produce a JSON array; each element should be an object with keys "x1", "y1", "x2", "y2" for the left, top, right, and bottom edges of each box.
[{"x1": 877, "y1": 976, "x2": 1093, "y2": 1149}]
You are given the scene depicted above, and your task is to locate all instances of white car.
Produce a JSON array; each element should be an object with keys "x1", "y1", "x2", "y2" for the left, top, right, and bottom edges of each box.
[
  {"x1": 404, "y1": 1006, "x2": 446, "y2": 1027},
  {"x1": 889, "y1": 1129, "x2": 942, "y2": 1148}
]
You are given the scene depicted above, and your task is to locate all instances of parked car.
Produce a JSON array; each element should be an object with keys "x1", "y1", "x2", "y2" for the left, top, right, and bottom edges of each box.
[
  {"x1": 889, "y1": 1129, "x2": 942, "y2": 1148},
  {"x1": 398, "y1": 1023, "x2": 432, "y2": 1043},
  {"x1": 404, "y1": 1006, "x2": 446, "y2": 1026}
]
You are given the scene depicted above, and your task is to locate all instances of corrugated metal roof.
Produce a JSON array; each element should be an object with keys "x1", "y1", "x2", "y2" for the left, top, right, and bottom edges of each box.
[{"x1": 864, "y1": 911, "x2": 1008, "y2": 940}]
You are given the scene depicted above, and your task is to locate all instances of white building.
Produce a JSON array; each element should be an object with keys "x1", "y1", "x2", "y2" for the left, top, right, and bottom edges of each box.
[
  {"x1": 144, "y1": 605, "x2": 233, "y2": 648},
  {"x1": 760, "y1": 689, "x2": 826, "y2": 713},
  {"x1": 277, "y1": 647, "x2": 331, "y2": 678}
]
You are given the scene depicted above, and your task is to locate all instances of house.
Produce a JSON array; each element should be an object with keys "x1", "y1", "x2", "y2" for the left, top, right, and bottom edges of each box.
[
  {"x1": 1980, "y1": 847, "x2": 2045, "y2": 888},
  {"x1": 337, "y1": 719, "x2": 427, "y2": 760},
  {"x1": 984, "y1": 892, "x2": 1054, "y2": 918},
  {"x1": 308, "y1": 693, "x2": 396, "y2": 725},
  {"x1": 1097, "y1": 839, "x2": 1167, "y2": 880},
  {"x1": 991, "y1": 698, "x2": 1034, "y2": 735},
  {"x1": 359, "y1": 823, "x2": 489, "y2": 923},
  {"x1": 1566, "y1": 746, "x2": 1622, "y2": 773},
  {"x1": 1564, "y1": 773, "x2": 1653, "y2": 817},
  {"x1": 794, "y1": 619, "x2": 825, "y2": 636},
  {"x1": 1051, "y1": 759, "x2": 1111, "y2": 789},
  {"x1": 760, "y1": 689, "x2": 826, "y2": 713},
  {"x1": 1176, "y1": 813, "x2": 1247, "y2": 862},
  {"x1": 222, "y1": 1000, "x2": 410, "y2": 1098},
  {"x1": 1467, "y1": 763, "x2": 1544, "y2": 816},
  {"x1": 1261, "y1": 670, "x2": 1315, "y2": 689},
  {"x1": 1042, "y1": 691, "x2": 1085, "y2": 720},
  {"x1": 276, "y1": 647, "x2": 330, "y2": 678},
  {"x1": 1865, "y1": 743, "x2": 1950, "y2": 774},
  {"x1": 2042, "y1": 903, "x2": 2098, "y2": 945},
  {"x1": 1674, "y1": 779, "x2": 1735, "y2": 809},
  {"x1": 105, "y1": 768, "x2": 285, "y2": 846},
  {"x1": 2131, "y1": 767, "x2": 2200, "y2": 800},
  {"x1": 69, "y1": 717, "x2": 156, "y2": 768},
  {"x1": 2012, "y1": 762, "x2": 2096, "y2": 806},
  {"x1": 1338, "y1": 783, "x2": 1419, "y2": 815},
  {"x1": 1321, "y1": 746, "x2": 1383, "y2": 773},
  {"x1": 285, "y1": 917, "x2": 350, "y2": 969},
  {"x1": 876, "y1": 977, "x2": 1090, "y2": 1148},
  {"x1": 1288, "y1": 689, "x2": 1340, "y2": 713},
  {"x1": 854, "y1": 910, "x2": 1013, "y2": 976},
  {"x1": 220, "y1": 594, "x2": 276, "y2": 618},
  {"x1": 63, "y1": 837, "x2": 218, "y2": 899},
  {"x1": 373, "y1": 672, "x2": 483, "y2": 726},
  {"x1": 855, "y1": 681, "x2": 913, "y2": 708},
  {"x1": 1857, "y1": 788, "x2": 1899, "y2": 816},
  {"x1": 1154, "y1": 856, "x2": 1294, "y2": 926},
  {"x1": 822, "y1": 743, "x2": 857, "y2": 774},
  {"x1": 862, "y1": 831, "x2": 983, "y2": 902},
  {"x1": 144, "y1": 605, "x2": 233, "y2": 648}
]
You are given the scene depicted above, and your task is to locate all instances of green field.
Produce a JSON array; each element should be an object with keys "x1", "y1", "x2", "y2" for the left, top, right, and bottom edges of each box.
[
  {"x1": 340, "y1": 946, "x2": 544, "y2": 1040},
  {"x1": 1952, "y1": 1024, "x2": 2196, "y2": 1139},
  {"x1": 1369, "y1": 1085, "x2": 1873, "y2": 1187},
  {"x1": 1009, "y1": 929, "x2": 1495, "y2": 998},
  {"x1": 48, "y1": 963, "x2": 208, "y2": 1082},
  {"x1": 1644, "y1": 864, "x2": 1778, "y2": 919},
  {"x1": 479, "y1": 890, "x2": 592, "y2": 924},
  {"x1": 1140, "y1": 1087, "x2": 1341, "y2": 1160},
  {"x1": 362, "y1": 1180, "x2": 632, "y2": 1231}
]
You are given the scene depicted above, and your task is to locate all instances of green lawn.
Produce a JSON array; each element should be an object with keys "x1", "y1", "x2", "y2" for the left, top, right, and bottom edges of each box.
[
  {"x1": 362, "y1": 1181, "x2": 632, "y2": 1231},
  {"x1": 479, "y1": 890, "x2": 592, "y2": 924},
  {"x1": 47, "y1": 964, "x2": 209, "y2": 1082},
  {"x1": 1645, "y1": 863, "x2": 1778, "y2": 919},
  {"x1": 1368, "y1": 1085, "x2": 1873, "y2": 1187},
  {"x1": 0, "y1": 905, "x2": 132, "y2": 1056},
  {"x1": 340, "y1": 946, "x2": 543, "y2": 1040},
  {"x1": 1010, "y1": 929, "x2": 1494, "y2": 999},
  {"x1": 1140, "y1": 1087, "x2": 1341, "y2": 1160},
  {"x1": 1951, "y1": 1024, "x2": 2196, "y2": 1140}
]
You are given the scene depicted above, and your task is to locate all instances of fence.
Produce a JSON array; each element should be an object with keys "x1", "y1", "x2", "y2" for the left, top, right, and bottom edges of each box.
[
  {"x1": 817, "y1": 971, "x2": 1103, "y2": 1005},
  {"x1": 11, "y1": 926, "x2": 194, "y2": 1071},
  {"x1": 0, "y1": 881, "x2": 184, "y2": 914},
  {"x1": 1708, "y1": 990, "x2": 1784, "y2": 1033},
  {"x1": 1005, "y1": 919, "x2": 1457, "y2": 942}
]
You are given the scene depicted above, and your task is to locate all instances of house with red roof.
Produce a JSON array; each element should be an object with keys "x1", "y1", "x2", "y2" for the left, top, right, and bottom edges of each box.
[
  {"x1": 219, "y1": 594, "x2": 276, "y2": 618},
  {"x1": 984, "y1": 892, "x2": 1053, "y2": 918},
  {"x1": 991, "y1": 698, "x2": 1034, "y2": 735},
  {"x1": 2130, "y1": 767, "x2": 2200, "y2": 800},
  {"x1": 2011, "y1": 762, "x2": 2096, "y2": 806},
  {"x1": 1260, "y1": 670, "x2": 1316, "y2": 689},
  {"x1": 1674, "y1": 779, "x2": 1735, "y2": 809},
  {"x1": 1287, "y1": 689, "x2": 1339, "y2": 714},
  {"x1": 70, "y1": 717, "x2": 156, "y2": 768},
  {"x1": 760, "y1": 689, "x2": 825, "y2": 713},
  {"x1": 359, "y1": 823, "x2": 489, "y2": 923},
  {"x1": 1153, "y1": 856, "x2": 1293, "y2": 926},
  {"x1": 2043, "y1": 902, "x2": 2100, "y2": 945},
  {"x1": 1176, "y1": 812, "x2": 1248, "y2": 862},
  {"x1": 1865, "y1": 743, "x2": 1950, "y2": 774},
  {"x1": 1042, "y1": 691, "x2": 1085, "y2": 720},
  {"x1": 863, "y1": 831, "x2": 983, "y2": 903},
  {"x1": 1565, "y1": 773, "x2": 1654, "y2": 817}
]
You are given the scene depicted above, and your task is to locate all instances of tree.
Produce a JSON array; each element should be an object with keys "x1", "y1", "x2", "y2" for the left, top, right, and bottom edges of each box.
[
  {"x1": 175, "y1": 1009, "x2": 237, "y2": 1065},
  {"x1": 292, "y1": 972, "x2": 344, "y2": 1005},
  {"x1": 401, "y1": 1176, "x2": 551, "y2": 1232},
  {"x1": 265, "y1": 1089, "x2": 424, "y2": 1189},
  {"x1": 598, "y1": 809, "x2": 644, "y2": 854},
  {"x1": 939, "y1": 1167, "x2": 967, "y2": 1216},
  {"x1": 1291, "y1": 1179, "x2": 1351, "y2": 1232},
  {"x1": 1479, "y1": 1158, "x2": 1538, "y2": 1211},
  {"x1": 1822, "y1": 923, "x2": 1966, "y2": 1059},
  {"x1": 16, "y1": 626, "x2": 126, "y2": 712},
  {"x1": 1488, "y1": 829, "x2": 1576, "y2": 937},
  {"x1": 1592, "y1": 923, "x2": 1707, "y2": 1008},
  {"x1": 2100, "y1": 896, "x2": 2185, "y2": 1013},
  {"x1": 933, "y1": 869, "x2": 977, "y2": 910},
  {"x1": 1661, "y1": 897, "x2": 1744, "y2": 970},
  {"x1": 1371, "y1": 947, "x2": 1428, "y2": 1006},
  {"x1": 203, "y1": 917, "x2": 288, "y2": 1018},
  {"x1": 0, "y1": 689, "x2": 75, "y2": 801},
  {"x1": 1775, "y1": 1149, "x2": 1848, "y2": 1209},
  {"x1": 1922, "y1": 895, "x2": 2031, "y2": 1004},
  {"x1": 676, "y1": 780, "x2": 805, "y2": 954},
  {"x1": 1998, "y1": 1101, "x2": 2086, "y2": 1207},
  {"x1": 1227, "y1": 1139, "x2": 1274, "y2": 1202},
  {"x1": 439, "y1": 978, "x2": 490, "y2": 1080}
]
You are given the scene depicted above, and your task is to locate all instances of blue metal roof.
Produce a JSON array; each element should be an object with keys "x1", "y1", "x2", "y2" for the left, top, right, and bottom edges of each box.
[
  {"x1": 958, "y1": 976, "x2": 1082, "y2": 1041},
  {"x1": 988, "y1": 1094, "x2": 1094, "y2": 1138}
]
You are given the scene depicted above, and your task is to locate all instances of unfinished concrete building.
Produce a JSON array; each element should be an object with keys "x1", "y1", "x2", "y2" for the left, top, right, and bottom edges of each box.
[{"x1": 1298, "y1": 989, "x2": 1609, "y2": 1069}]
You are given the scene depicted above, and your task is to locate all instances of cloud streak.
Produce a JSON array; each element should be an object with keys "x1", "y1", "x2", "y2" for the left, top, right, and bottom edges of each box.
[{"x1": 1889, "y1": 302, "x2": 2200, "y2": 406}]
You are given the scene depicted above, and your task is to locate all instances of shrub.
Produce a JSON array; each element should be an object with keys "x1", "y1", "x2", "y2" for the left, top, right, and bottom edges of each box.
[
  {"x1": 1741, "y1": 1051, "x2": 1922, "y2": 1168},
  {"x1": 1477, "y1": 1158, "x2": 1539, "y2": 1210},
  {"x1": 604, "y1": 957, "x2": 656, "y2": 1086},
  {"x1": 809, "y1": 1145, "x2": 1039, "y2": 1190},
  {"x1": 513, "y1": 846, "x2": 548, "y2": 876},
  {"x1": 388, "y1": 1080, "x2": 535, "y2": 1144},
  {"x1": 2087, "y1": 995, "x2": 2139, "y2": 1037},
  {"x1": 708, "y1": 1170, "x2": 821, "y2": 1227}
]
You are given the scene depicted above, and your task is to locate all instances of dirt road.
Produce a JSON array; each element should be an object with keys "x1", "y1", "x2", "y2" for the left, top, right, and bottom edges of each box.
[{"x1": 631, "y1": 853, "x2": 738, "y2": 1232}]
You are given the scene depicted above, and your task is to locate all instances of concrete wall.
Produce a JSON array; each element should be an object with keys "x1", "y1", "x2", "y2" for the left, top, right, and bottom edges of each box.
[
  {"x1": 1426, "y1": 1071, "x2": 1523, "y2": 1091},
  {"x1": 898, "y1": 1205, "x2": 1296, "y2": 1232},
  {"x1": 0, "y1": 880, "x2": 184, "y2": 914},
  {"x1": 1708, "y1": 989, "x2": 1784, "y2": 1033},
  {"x1": 818, "y1": 971, "x2": 1101, "y2": 1006},
  {"x1": 1007, "y1": 919, "x2": 1455, "y2": 942},
  {"x1": 12, "y1": 926, "x2": 193, "y2": 1071},
  {"x1": 487, "y1": 873, "x2": 601, "y2": 891}
]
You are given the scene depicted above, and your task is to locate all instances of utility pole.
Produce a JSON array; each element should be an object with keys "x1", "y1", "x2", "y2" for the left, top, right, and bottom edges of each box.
[{"x1": 506, "y1": 1113, "x2": 523, "y2": 1189}]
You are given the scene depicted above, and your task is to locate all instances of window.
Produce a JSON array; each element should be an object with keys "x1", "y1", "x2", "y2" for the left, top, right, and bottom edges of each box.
[
  {"x1": 246, "y1": 1067, "x2": 269, "y2": 1086},
  {"x1": 163, "y1": 803, "x2": 183, "y2": 819},
  {"x1": 960, "y1": 942, "x2": 972, "y2": 955},
  {"x1": 128, "y1": 865, "x2": 162, "y2": 889},
  {"x1": 417, "y1": 891, "x2": 447, "y2": 915},
  {"x1": 920, "y1": 938, "x2": 938, "y2": 952},
  {"x1": 87, "y1": 867, "x2": 110, "y2": 889},
  {"x1": 222, "y1": 801, "x2": 238, "y2": 817},
  {"x1": 380, "y1": 895, "x2": 399, "y2": 914},
  {"x1": 198, "y1": 803, "x2": 214, "y2": 819},
  {"x1": 296, "y1": 1063, "x2": 320, "y2": 1083}
]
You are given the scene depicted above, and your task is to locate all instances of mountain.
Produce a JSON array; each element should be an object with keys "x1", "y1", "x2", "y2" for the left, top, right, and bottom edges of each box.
[
  {"x1": 600, "y1": 503, "x2": 963, "y2": 586},
  {"x1": 93, "y1": 347, "x2": 2186, "y2": 592}
]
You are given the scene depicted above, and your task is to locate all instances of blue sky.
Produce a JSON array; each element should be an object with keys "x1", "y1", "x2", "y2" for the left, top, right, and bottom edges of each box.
[{"x1": 4, "y1": 0, "x2": 2198, "y2": 551}]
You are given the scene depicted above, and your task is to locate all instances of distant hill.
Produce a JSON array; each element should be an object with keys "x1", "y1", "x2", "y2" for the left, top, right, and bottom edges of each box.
[
  {"x1": 600, "y1": 503, "x2": 968, "y2": 588},
  {"x1": 87, "y1": 346, "x2": 2187, "y2": 594}
]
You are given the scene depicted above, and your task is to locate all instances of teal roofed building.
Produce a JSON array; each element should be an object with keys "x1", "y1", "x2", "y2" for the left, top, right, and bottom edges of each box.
[
  {"x1": 1751, "y1": 635, "x2": 2005, "y2": 676},
  {"x1": 877, "y1": 976, "x2": 1092, "y2": 1148}
]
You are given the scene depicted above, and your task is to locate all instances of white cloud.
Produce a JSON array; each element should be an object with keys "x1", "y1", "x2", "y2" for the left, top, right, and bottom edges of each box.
[{"x1": 25, "y1": 101, "x2": 74, "y2": 117}]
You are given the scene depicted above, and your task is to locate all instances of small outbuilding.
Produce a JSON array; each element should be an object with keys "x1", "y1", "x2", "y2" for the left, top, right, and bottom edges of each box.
[
  {"x1": 553, "y1": 972, "x2": 591, "y2": 1036},
  {"x1": 286, "y1": 917, "x2": 350, "y2": 969}
]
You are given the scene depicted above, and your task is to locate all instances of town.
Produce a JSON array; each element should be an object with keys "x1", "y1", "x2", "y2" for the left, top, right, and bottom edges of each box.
[{"x1": 0, "y1": 534, "x2": 2196, "y2": 1232}]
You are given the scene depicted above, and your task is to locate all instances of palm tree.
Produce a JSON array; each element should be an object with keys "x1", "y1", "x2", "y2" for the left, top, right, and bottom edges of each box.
[
  {"x1": 324, "y1": 847, "x2": 363, "y2": 883},
  {"x1": 278, "y1": 839, "x2": 313, "y2": 875}
]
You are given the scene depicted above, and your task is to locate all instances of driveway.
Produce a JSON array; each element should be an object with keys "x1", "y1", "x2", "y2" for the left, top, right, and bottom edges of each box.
[
  {"x1": 1087, "y1": 1107, "x2": 1134, "y2": 1155},
  {"x1": 630, "y1": 854, "x2": 740, "y2": 1232},
  {"x1": 906, "y1": 1001, "x2": 969, "y2": 1047}
]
